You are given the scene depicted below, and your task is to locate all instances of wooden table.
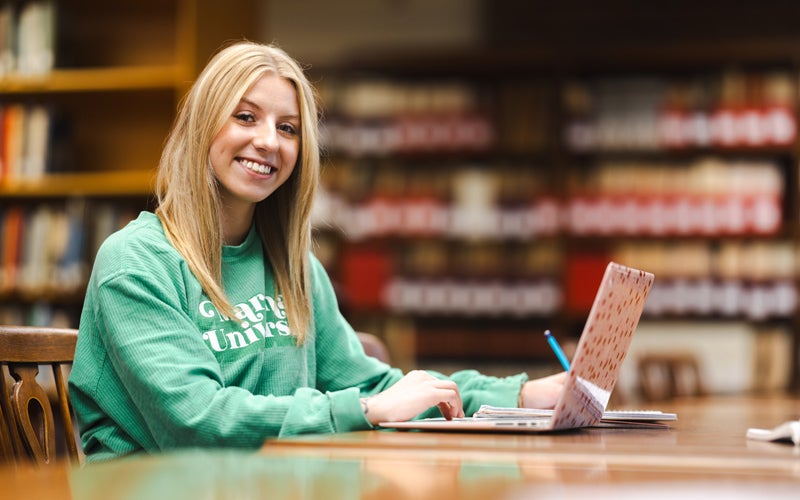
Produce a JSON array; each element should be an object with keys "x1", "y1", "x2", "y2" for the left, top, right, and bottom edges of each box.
[
  {"x1": 1, "y1": 395, "x2": 799, "y2": 499},
  {"x1": 261, "y1": 395, "x2": 800, "y2": 497}
]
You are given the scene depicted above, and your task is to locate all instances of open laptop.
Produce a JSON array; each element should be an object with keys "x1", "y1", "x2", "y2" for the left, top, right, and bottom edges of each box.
[{"x1": 379, "y1": 261, "x2": 658, "y2": 433}]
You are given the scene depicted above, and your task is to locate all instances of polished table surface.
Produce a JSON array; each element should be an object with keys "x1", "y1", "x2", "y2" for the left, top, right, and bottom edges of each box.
[{"x1": 2, "y1": 395, "x2": 800, "y2": 499}]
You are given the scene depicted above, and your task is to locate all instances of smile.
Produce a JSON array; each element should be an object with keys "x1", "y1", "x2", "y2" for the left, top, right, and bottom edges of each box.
[{"x1": 240, "y1": 158, "x2": 274, "y2": 175}]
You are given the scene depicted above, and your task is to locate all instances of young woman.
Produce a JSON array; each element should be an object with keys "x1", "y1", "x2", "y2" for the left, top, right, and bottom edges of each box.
[{"x1": 68, "y1": 41, "x2": 565, "y2": 462}]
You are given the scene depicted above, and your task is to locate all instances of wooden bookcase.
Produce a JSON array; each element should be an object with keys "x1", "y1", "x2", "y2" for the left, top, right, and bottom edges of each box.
[
  {"x1": 308, "y1": 38, "x2": 800, "y2": 389},
  {"x1": 0, "y1": 0, "x2": 258, "y2": 326}
]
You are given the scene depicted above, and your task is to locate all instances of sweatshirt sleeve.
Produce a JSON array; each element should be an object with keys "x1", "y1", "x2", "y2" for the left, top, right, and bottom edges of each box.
[
  {"x1": 304, "y1": 256, "x2": 525, "y2": 420},
  {"x1": 440, "y1": 370, "x2": 528, "y2": 416},
  {"x1": 306, "y1": 255, "x2": 405, "y2": 410}
]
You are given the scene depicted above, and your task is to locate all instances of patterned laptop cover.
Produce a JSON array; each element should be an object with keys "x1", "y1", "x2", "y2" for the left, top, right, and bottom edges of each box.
[{"x1": 549, "y1": 261, "x2": 654, "y2": 430}]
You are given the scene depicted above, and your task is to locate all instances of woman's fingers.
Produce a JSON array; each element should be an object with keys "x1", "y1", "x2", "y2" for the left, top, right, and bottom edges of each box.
[
  {"x1": 435, "y1": 386, "x2": 465, "y2": 420},
  {"x1": 433, "y1": 379, "x2": 464, "y2": 419},
  {"x1": 437, "y1": 402, "x2": 456, "y2": 420},
  {"x1": 435, "y1": 399, "x2": 464, "y2": 420},
  {"x1": 414, "y1": 374, "x2": 462, "y2": 419},
  {"x1": 364, "y1": 371, "x2": 464, "y2": 424}
]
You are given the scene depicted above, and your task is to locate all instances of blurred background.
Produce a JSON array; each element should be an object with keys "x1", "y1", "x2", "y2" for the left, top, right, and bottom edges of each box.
[{"x1": 2, "y1": 0, "x2": 799, "y2": 403}]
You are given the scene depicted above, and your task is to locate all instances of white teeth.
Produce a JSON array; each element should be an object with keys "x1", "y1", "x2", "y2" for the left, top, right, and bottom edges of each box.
[{"x1": 241, "y1": 159, "x2": 273, "y2": 175}]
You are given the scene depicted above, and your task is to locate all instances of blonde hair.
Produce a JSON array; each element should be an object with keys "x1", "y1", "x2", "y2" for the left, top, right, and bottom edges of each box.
[{"x1": 155, "y1": 41, "x2": 319, "y2": 344}]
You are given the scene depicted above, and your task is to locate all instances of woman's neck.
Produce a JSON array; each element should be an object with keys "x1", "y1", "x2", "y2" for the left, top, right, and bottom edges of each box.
[{"x1": 221, "y1": 203, "x2": 255, "y2": 245}]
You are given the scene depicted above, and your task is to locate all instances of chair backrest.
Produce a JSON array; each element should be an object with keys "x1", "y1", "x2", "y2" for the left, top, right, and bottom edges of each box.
[
  {"x1": 0, "y1": 326, "x2": 80, "y2": 466},
  {"x1": 637, "y1": 352, "x2": 705, "y2": 402},
  {"x1": 356, "y1": 332, "x2": 391, "y2": 364}
]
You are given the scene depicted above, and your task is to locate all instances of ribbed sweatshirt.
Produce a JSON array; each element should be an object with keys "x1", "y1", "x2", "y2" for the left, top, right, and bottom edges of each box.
[{"x1": 68, "y1": 212, "x2": 527, "y2": 462}]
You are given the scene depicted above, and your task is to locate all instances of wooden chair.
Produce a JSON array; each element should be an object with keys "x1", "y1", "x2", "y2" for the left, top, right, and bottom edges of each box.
[
  {"x1": 0, "y1": 392, "x2": 16, "y2": 463},
  {"x1": 0, "y1": 326, "x2": 81, "y2": 466},
  {"x1": 637, "y1": 352, "x2": 705, "y2": 402},
  {"x1": 357, "y1": 332, "x2": 391, "y2": 364}
]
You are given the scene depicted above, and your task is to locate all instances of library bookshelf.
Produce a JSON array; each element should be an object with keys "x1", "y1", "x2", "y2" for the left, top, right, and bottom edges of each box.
[
  {"x1": 0, "y1": 0, "x2": 258, "y2": 327},
  {"x1": 308, "y1": 32, "x2": 800, "y2": 389}
]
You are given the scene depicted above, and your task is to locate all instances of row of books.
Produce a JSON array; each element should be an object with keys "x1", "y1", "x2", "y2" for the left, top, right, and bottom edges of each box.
[
  {"x1": 0, "y1": 301, "x2": 74, "y2": 328},
  {"x1": 319, "y1": 72, "x2": 796, "y2": 156},
  {"x1": 315, "y1": 157, "x2": 784, "y2": 239},
  {"x1": 566, "y1": 105, "x2": 796, "y2": 151},
  {"x1": 314, "y1": 192, "x2": 561, "y2": 240},
  {"x1": 568, "y1": 194, "x2": 781, "y2": 236},
  {"x1": 563, "y1": 72, "x2": 797, "y2": 151},
  {"x1": 335, "y1": 239, "x2": 800, "y2": 318},
  {"x1": 316, "y1": 190, "x2": 783, "y2": 241},
  {"x1": 322, "y1": 157, "x2": 784, "y2": 200},
  {"x1": 324, "y1": 102, "x2": 796, "y2": 156},
  {"x1": 383, "y1": 278, "x2": 796, "y2": 320},
  {"x1": 0, "y1": 200, "x2": 137, "y2": 297},
  {"x1": 314, "y1": 190, "x2": 782, "y2": 239},
  {"x1": 612, "y1": 241, "x2": 797, "y2": 281},
  {"x1": 319, "y1": 79, "x2": 480, "y2": 119},
  {"x1": 321, "y1": 113, "x2": 495, "y2": 156},
  {"x1": 644, "y1": 279, "x2": 796, "y2": 320},
  {"x1": 384, "y1": 278, "x2": 561, "y2": 317},
  {"x1": 572, "y1": 158, "x2": 782, "y2": 196},
  {"x1": 0, "y1": 0, "x2": 56, "y2": 77},
  {"x1": 0, "y1": 103, "x2": 70, "y2": 185},
  {"x1": 379, "y1": 239, "x2": 800, "y2": 284}
]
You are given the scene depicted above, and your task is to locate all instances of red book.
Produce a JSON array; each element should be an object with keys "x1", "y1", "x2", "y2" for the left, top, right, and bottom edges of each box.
[
  {"x1": 564, "y1": 253, "x2": 610, "y2": 314},
  {"x1": 340, "y1": 245, "x2": 393, "y2": 311},
  {"x1": 1, "y1": 207, "x2": 24, "y2": 292}
]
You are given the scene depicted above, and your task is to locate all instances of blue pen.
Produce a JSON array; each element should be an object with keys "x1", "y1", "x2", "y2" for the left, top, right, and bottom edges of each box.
[{"x1": 544, "y1": 330, "x2": 571, "y2": 371}]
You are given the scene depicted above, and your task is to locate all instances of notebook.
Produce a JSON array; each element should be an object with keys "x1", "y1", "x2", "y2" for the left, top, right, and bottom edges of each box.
[{"x1": 379, "y1": 261, "x2": 661, "y2": 433}]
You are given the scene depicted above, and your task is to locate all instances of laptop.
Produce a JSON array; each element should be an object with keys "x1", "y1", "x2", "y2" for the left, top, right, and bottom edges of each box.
[{"x1": 379, "y1": 261, "x2": 659, "y2": 433}]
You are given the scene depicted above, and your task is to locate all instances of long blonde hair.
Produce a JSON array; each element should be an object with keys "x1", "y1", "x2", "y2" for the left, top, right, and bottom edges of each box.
[{"x1": 155, "y1": 41, "x2": 320, "y2": 344}]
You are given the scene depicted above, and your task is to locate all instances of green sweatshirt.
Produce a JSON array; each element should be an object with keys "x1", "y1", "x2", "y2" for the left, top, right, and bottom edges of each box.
[{"x1": 69, "y1": 212, "x2": 528, "y2": 462}]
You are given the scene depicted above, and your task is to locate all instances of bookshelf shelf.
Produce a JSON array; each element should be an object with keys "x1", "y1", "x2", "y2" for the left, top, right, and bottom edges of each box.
[
  {"x1": 0, "y1": 66, "x2": 182, "y2": 94},
  {"x1": 0, "y1": 170, "x2": 155, "y2": 197}
]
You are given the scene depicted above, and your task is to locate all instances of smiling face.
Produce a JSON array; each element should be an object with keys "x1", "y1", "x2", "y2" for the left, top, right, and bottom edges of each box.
[{"x1": 209, "y1": 73, "x2": 300, "y2": 236}]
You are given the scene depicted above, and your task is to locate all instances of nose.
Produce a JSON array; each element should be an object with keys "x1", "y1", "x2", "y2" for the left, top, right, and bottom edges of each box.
[{"x1": 253, "y1": 121, "x2": 279, "y2": 151}]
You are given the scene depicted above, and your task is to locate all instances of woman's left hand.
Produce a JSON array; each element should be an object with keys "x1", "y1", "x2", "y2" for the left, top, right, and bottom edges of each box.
[{"x1": 519, "y1": 371, "x2": 568, "y2": 409}]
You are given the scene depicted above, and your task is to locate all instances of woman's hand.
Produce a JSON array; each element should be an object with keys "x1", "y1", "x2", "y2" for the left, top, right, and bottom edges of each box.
[
  {"x1": 519, "y1": 371, "x2": 568, "y2": 409},
  {"x1": 361, "y1": 370, "x2": 464, "y2": 426}
]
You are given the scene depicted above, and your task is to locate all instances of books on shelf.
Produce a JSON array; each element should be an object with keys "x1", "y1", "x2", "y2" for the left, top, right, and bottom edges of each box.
[
  {"x1": 319, "y1": 78, "x2": 494, "y2": 156},
  {"x1": 384, "y1": 277, "x2": 561, "y2": 317},
  {"x1": 314, "y1": 157, "x2": 784, "y2": 240},
  {"x1": 0, "y1": 2, "x2": 14, "y2": 75},
  {"x1": 0, "y1": 103, "x2": 70, "y2": 185},
  {"x1": 0, "y1": 300, "x2": 73, "y2": 328},
  {"x1": 0, "y1": 0, "x2": 56, "y2": 77},
  {"x1": 0, "y1": 200, "x2": 137, "y2": 297},
  {"x1": 567, "y1": 250, "x2": 798, "y2": 320},
  {"x1": 333, "y1": 242, "x2": 799, "y2": 318},
  {"x1": 563, "y1": 72, "x2": 797, "y2": 152},
  {"x1": 0, "y1": 205, "x2": 23, "y2": 293}
]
